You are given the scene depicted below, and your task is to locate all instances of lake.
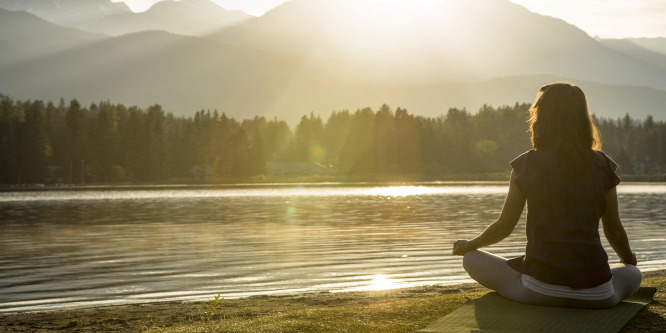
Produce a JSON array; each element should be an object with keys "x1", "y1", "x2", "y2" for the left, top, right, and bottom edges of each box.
[{"x1": 1, "y1": 183, "x2": 665, "y2": 313}]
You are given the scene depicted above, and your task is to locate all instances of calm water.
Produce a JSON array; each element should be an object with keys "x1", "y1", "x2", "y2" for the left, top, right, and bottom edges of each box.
[{"x1": 1, "y1": 183, "x2": 665, "y2": 313}]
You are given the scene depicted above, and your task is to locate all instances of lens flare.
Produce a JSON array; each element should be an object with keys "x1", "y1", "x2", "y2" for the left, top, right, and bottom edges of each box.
[{"x1": 308, "y1": 144, "x2": 327, "y2": 163}]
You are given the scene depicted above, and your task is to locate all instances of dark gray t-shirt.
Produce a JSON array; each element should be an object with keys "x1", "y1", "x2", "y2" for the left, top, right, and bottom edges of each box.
[{"x1": 510, "y1": 149, "x2": 621, "y2": 289}]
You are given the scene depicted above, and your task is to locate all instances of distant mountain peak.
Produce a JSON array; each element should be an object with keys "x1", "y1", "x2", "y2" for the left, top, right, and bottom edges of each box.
[
  {"x1": 146, "y1": 0, "x2": 249, "y2": 15},
  {"x1": 627, "y1": 37, "x2": 666, "y2": 56},
  {"x1": 0, "y1": 0, "x2": 252, "y2": 37},
  {"x1": 147, "y1": 0, "x2": 226, "y2": 11},
  {"x1": 0, "y1": 0, "x2": 131, "y2": 23}
]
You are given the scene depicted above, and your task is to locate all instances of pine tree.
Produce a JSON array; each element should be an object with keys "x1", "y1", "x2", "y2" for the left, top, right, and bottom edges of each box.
[
  {"x1": 64, "y1": 99, "x2": 88, "y2": 184},
  {"x1": 16, "y1": 101, "x2": 50, "y2": 183}
]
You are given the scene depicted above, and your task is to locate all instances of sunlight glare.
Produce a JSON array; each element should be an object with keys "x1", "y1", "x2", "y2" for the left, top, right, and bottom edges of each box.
[
  {"x1": 319, "y1": 0, "x2": 426, "y2": 59},
  {"x1": 358, "y1": 0, "x2": 415, "y2": 15},
  {"x1": 366, "y1": 186, "x2": 436, "y2": 197},
  {"x1": 413, "y1": 0, "x2": 444, "y2": 6},
  {"x1": 367, "y1": 274, "x2": 398, "y2": 291}
]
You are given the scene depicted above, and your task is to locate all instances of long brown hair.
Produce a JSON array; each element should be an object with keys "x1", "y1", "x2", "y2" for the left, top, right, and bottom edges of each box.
[{"x1": 528, "y1": 83, "x2": 601, "y2": 175}]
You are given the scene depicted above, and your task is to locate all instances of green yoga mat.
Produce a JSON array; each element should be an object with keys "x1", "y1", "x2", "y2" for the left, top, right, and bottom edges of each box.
[{"x1": 417, "y1": 287, "x2": 656, "y2": 333}]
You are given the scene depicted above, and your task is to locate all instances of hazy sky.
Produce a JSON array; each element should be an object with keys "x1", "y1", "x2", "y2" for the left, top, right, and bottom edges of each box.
[
  {"x1": 508, "y1": 0, "x2": 666, "y2": 39},
  {"x1": 112, "y1": 0, "x2": 666, "y2": 38}
]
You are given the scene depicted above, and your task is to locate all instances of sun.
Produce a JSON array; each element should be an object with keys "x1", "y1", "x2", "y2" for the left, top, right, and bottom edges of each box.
[
  {"x1": 360, "y1": 0, "x2": 416, "y2": 15},
  {"x1": 319, "y1": 0, "x2": 426, "y2": 58}
]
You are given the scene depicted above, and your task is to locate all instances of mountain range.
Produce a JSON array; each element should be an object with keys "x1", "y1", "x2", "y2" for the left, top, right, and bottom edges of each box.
[
  {"x1": 0, "y1": 8, "x2": 102, "y2": 65},
  {"x1": 0, "y1": 0, "x2": 130, "y2": 26},
  {"x1": 208, "y1": 0, "x2": 666, "y2": 89},
  {"x1": 79, "y1": 0, "x2": 251, "y2": 36},
  {"x1": 0, "y1": 0, "x2": 665, "y2": 124},
  {"x1": 0, "y1": 0, "x2": 251, "y2": 36}
]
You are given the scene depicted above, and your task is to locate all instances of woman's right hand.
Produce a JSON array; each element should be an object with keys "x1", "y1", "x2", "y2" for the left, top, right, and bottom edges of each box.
[
  {"x1": 621, "y1": 252, "x2": 638, "y2": 266},
  {"x1": 452, "y1": 240, "x2": 469, "y2": 256}
]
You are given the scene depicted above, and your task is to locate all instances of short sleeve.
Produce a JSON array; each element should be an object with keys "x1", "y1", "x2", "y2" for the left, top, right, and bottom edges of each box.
[
  {"x1": 510, "y1": 150, "x2": 531, "y2": 191},
  {"x1": 597, "y1": 151, "x2": 621, "y2": 190}
]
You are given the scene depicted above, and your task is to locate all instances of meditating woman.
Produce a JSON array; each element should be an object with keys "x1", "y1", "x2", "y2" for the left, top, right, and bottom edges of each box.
[{"x1": 452, "y1": 82, "x2": 641, "y2": 308}]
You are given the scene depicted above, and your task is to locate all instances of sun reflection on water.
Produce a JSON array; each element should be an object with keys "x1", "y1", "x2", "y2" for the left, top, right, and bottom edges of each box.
[
  {"x1": 329, "y1": 274, "x2": 405, "y2": 293},
  {"x1": 364, "y1": 186, "x2": 439, "y2": 197},
  {"x1": 2, "y1": 184, "x2": 664, "y2": 203},
  {"x1": 367, "y1": 274, "x2": 398, "y2": 291},
  {"x1": 363, "y1": 185, "x2": 509, "y2": 197}
]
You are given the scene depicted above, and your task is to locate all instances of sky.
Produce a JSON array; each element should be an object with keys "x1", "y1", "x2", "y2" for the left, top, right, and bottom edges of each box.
[{"x1": 112, "y1": 0, "x2": 666, "y2": 39}]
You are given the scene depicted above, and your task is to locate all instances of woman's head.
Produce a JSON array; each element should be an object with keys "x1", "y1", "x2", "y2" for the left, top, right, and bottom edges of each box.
[{"x1": 528, "y1": 83, "x2": 601, "y2": 151}]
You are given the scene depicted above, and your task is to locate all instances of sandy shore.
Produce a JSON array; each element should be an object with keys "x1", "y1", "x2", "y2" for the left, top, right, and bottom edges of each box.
[
  {"x1": 1, "y1": 270, "x2": 664, "y2": 333},
  {"x1": 0, "y1": 283, "x2": 484, "y2": 332}
]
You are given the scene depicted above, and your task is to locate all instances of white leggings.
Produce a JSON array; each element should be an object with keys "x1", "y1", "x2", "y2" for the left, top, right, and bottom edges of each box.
[{"x1": 463, "y1": 250, "x2": 642, "y2": 308}]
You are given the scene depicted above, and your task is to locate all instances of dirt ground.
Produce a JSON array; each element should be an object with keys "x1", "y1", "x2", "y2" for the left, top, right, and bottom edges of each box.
[{"x1": 0, "y1": 283, "x2": 484, "y2": 332}]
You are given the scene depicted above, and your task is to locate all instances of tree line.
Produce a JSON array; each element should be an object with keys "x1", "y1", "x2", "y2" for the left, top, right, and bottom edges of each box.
[{"x1": 0, "y1": 93, "x2": 664, "y2": 184}]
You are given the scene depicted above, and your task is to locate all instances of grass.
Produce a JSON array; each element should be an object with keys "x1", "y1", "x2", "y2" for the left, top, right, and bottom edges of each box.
[
  {"x1": 145, "y1": 273, "x2": 665, "y2": 333},
  {"x1": 147, "y1": 291, "x2": 485, "y2": 333},
  {"x1": 622, "y1": 273, "x2": 666, "y2": 332}
]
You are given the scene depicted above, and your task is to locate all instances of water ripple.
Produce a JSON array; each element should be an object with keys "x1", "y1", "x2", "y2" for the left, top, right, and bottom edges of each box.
[{"x1": 0, "y1": 184, "x2": 664, "y2": 313}]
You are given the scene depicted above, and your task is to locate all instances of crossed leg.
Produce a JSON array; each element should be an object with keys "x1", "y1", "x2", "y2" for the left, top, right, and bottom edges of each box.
[{"x1": 462, "y1": 250, "x2": 642, "y2": 308}]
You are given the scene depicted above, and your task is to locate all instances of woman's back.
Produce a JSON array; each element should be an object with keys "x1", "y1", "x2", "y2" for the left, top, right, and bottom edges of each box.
[{"x1": 511, "y1": 148, "x2": 620, "y2": 288}]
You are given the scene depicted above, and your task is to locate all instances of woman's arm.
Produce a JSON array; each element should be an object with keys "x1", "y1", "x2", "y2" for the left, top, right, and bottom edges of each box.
[
  {"x1": 452, "y1": 169, "x2": 526, "y2": 255},
  {"x1": 601, "y1": 186, "x2": 637, "y2": 265}
]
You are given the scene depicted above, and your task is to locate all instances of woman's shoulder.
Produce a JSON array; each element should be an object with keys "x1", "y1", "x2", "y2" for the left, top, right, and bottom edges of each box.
[
  {"x1": 510, "y1": 150, "x2": 536, "y2": 180},
  {"x1": 593, "y1": 150, "x2": 621, "y2": 188},
  {"x1": 510, "y1": 149, "x2": 535, "y2": 164},
  {"x1": 592, "y1": 150, "x2": 618, "y2": 171}
]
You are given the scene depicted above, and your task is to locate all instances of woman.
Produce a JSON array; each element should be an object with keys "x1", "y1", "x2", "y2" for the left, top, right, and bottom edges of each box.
[{"x1": 452, "y1": 83, "x2": 641, "y2": 308}]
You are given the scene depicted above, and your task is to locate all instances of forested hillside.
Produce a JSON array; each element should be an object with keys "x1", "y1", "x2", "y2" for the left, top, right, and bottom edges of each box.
[{"x1": 1, "y1": 94, "x2": 664, "y2": 185}]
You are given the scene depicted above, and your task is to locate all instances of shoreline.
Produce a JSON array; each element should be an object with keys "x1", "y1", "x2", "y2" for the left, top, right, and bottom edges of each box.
[
  {"x1": 0, "y1": 180, "x2": 508, "y2": 192},
  {"x1": 2, "y1": 270, "x2": 663, "y2": 333},
  {"x1": 1, "y1": 179, "x2": 665, "y2": 193}
]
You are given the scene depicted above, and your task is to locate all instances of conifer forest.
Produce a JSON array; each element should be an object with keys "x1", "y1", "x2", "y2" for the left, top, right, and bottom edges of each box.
[{"x1": 1, "y1": 93, "x2": 664, "y2": 185}]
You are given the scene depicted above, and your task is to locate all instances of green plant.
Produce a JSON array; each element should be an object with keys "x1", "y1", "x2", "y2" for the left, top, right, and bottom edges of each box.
[{"x1": 201, "y1": 294, "x2": 224, "y2": 322}]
